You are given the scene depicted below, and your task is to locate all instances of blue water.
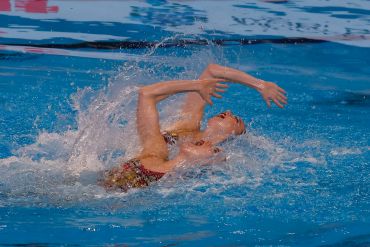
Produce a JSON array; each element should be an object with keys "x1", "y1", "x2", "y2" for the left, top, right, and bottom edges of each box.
[{"x1": 1, "y1": 1, "x2": 370, "y2": 246}]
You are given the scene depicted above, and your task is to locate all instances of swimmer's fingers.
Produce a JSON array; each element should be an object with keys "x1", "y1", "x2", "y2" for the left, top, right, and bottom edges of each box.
[
  {"x1": 277, "y1": 86, "x2": 286, "y2": 94},
  {"x1": 200, "y1": 78, "x2": 225, "y2": 85},
  {"x1": 276, "y1": 94, "x2": 287, "y2": 104},
  {"x1": 216, "y1": 83, "x2": 228, "y2": 88},
  {"x1": 215, "y1": 84, "x2": 228, "y2": 94},
  {"x1": 211, "y1": 92, "x2": 223, "y2": 99},
  {"x1": 215, "y1": 88, "x2": 226, "y2": 93},
  {"x1": 263, "y1": 96, "x2": 271, "y2": 108},
  {"x1": 198, "y1": 80, "x2": 229, "y2": 104},
  {"x1": 269, "y1": 86, "x2": 287, "y2": 100},
  {"x1": 277, "y1": 91, "x2": 287, "y2": 100},
  {"x1": 205, "y1": 96, "x2": 213, "y2": 105},
  {"x1": 272, "y1": 98, "x2": 284, "y2": 108}
]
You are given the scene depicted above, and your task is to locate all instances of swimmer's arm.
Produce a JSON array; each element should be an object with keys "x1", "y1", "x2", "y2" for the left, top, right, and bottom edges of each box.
[
  {"x1": 138, "y1": 79, "x2": 225, "y2": 159},
  {"x1": 168, "y1": 63, "x2": 270, "y2": 132},
  {"x1": 206, "y1": 64, "x2": 287, "y2": 108},
  {"x1": 139, "y1": 79, "x2": 224, "y2": 104},
  {"x1": 168, "y1": 63, "x2": 288, "y2": 134},
  {"x1": 166, "y1": 66, "x2": 217, "y2": 133},
  {"x1": 206, "y1": 63, "x2": 265, "y2": 90},
  {"x1": 141, "y1": 154, "x2": 186, "y2": 173}
]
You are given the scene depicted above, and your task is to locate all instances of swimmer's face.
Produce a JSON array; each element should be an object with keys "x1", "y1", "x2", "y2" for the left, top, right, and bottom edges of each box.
[{"x1": 207, "y1": 111, "x2": 246, "y2": 136}]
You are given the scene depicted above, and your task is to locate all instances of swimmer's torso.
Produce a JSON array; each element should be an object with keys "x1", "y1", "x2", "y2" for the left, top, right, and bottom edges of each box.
[{"x1": 102, "y1": 131, "x2": 196, "y2": 191}]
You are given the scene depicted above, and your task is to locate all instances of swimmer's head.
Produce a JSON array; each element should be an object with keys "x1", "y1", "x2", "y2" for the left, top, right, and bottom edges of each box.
[{"x1": 205, "y1": 111, "x2": 246, "y2": 141}]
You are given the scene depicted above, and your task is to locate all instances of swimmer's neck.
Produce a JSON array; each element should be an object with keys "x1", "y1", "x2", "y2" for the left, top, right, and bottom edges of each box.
[{"x1": 196, "y1": 128, "x2": 230, "y2": 145}]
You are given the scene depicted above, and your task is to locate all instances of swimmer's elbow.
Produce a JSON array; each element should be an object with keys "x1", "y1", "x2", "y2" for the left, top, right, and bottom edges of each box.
[
  {"x1": 206, "y1": 63, "x2": 222, "y2": 77},
  {"x1": 138, "y1": 86, "x2": 153, "y2": 98},
  {"x1": 139, "y1": 85, "x2": 168, "y2": 103}
]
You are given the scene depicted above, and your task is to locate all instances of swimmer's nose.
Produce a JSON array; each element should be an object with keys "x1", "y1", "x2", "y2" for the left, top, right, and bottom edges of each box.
[
  {"x1": 194, "y1": 140, "x2": 205, "y2": 146},
  {"x1": 195, "y1": 140, "x2": 213, "y2": 147},
  {"x1": 204, "y1": 140, "x2": 212, "y2": 145}
]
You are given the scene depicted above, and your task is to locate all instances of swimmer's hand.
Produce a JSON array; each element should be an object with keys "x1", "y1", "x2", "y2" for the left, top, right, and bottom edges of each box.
[
  {"x1": 258, "y1": 81, "x2": 287, "y2": 108},
  {"x1": 196, "y1": 79, "x2": 228, "y2": 105}
]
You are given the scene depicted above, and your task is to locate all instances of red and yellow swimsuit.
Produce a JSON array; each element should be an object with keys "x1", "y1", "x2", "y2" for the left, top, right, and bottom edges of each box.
[
  {"x1": 102, "y1": 131, "x2": 178, "y2": 191},
  {"x1": 103, "y1": 158, "x2": 165, "y2": 192}
]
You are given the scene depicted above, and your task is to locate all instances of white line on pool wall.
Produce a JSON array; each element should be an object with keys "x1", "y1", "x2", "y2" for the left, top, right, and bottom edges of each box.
[{"x1": 0, "y1": 44, "x2": 152, "y2": 61}]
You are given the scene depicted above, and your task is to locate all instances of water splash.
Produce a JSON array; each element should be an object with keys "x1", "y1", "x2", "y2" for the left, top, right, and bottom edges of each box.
[{"x1": 0, "y1": 39, "x2": 362, "y2": 212}]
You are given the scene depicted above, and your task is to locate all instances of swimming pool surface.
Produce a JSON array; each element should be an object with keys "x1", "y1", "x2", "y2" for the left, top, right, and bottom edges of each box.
[{"x1": 0, "y1": 0, "x2": 369, "y2": 246}]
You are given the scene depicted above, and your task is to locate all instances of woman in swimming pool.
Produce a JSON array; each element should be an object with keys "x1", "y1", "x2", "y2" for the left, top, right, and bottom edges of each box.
[{"x1": 101, "y1": 64, "x2": 287, "y2": 191}]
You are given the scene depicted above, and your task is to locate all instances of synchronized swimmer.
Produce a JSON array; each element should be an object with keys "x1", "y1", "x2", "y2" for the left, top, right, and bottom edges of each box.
[{"x1": 101, "y1": 64, "x2": 287, "y2": 191}]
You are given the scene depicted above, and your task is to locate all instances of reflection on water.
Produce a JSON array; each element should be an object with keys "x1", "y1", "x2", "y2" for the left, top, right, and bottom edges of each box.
[
  {"x1": 130, "y1": 2, "x2": 207, "y2": 27},
  {"x1": 0, "y1": 0, "x2": 369, "y2": 47}
]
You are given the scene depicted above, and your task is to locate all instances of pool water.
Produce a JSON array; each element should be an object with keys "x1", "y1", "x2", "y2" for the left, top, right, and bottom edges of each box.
[{"x1": 1, "y1": 1, "x2": 369, "y2": 246}]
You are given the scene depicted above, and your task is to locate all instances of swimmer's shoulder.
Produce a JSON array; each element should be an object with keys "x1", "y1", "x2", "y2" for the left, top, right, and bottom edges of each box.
[{"x1": 162, "y1": 129, "x2": 199, "y2": 144}]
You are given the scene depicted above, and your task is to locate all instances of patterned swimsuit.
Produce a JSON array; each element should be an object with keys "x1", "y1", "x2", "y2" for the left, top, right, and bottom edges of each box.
[{"x1": 103, "y1": 131, "x2": 178, "y2": 191}]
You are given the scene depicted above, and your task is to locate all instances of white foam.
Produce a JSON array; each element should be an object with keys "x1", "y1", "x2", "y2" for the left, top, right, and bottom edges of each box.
[{"x1": 330, "y1": 147, "x2": 362, "y2": 156}]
